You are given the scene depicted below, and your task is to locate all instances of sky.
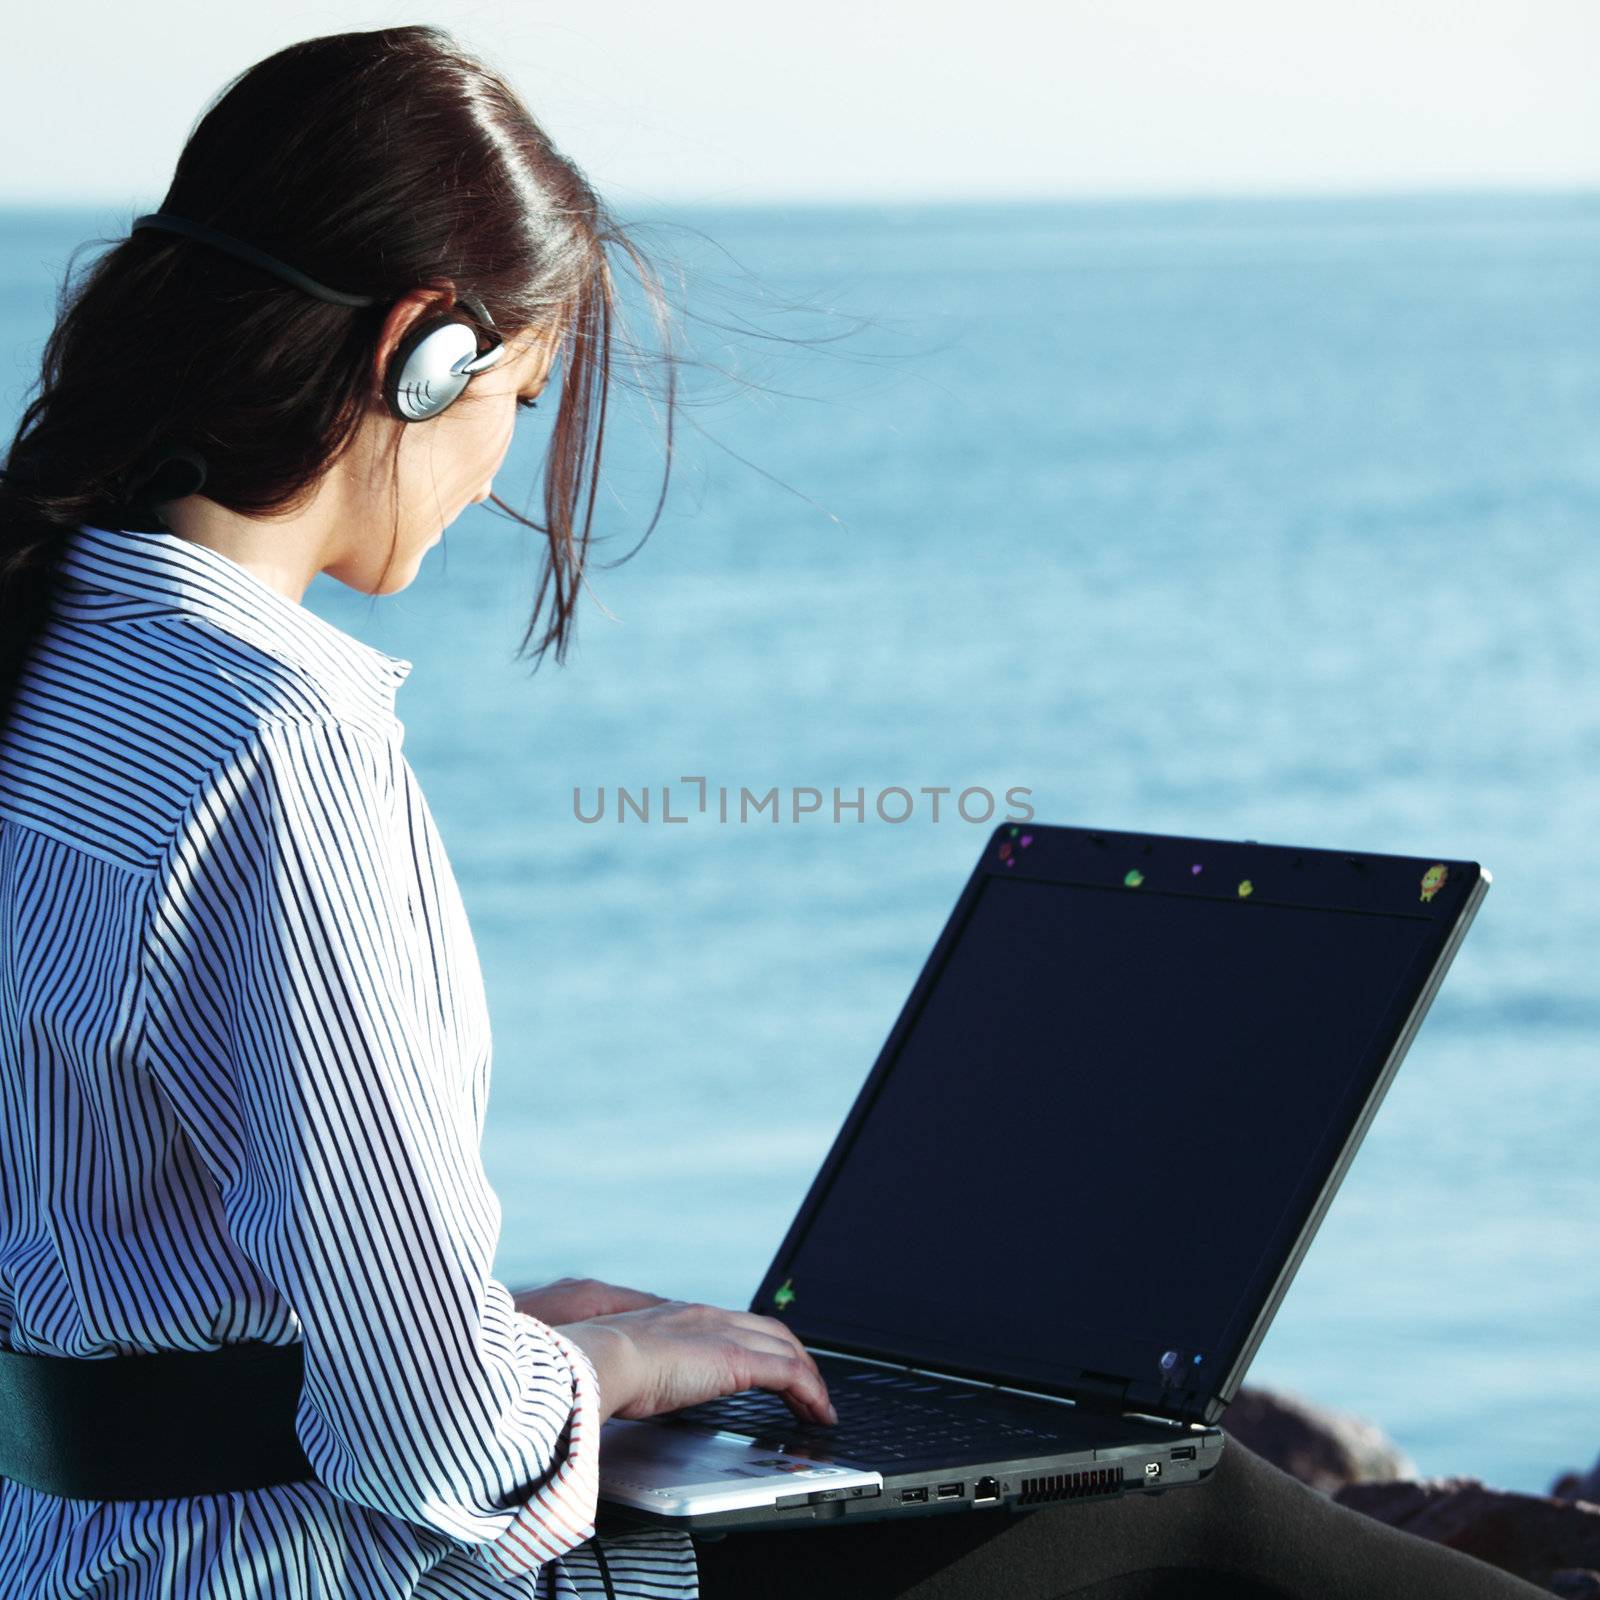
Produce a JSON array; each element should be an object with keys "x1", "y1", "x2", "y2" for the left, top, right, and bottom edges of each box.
[{"x1": 0, "y1": 1, "x2": 1596, "y2": 210}]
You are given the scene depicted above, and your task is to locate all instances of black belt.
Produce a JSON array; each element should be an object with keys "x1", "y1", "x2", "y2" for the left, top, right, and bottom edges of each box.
[{"x1": 0, "y1": 1340, "x2": 316, "y2": 1500}]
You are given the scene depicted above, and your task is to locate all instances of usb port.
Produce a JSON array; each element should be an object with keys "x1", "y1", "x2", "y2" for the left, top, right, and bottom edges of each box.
[
  {"x1": 900, "y1": 1487, "x2": 929, "y2": 1504},
  {"x1": 1171, "y1": 1446, "x2": 1197, "y2": 1461},
  {"x1": 973, "y1": 1476, "x2": 1000, "y2": 1503},
  {"x1": 937, "y1": 1483, "x2": 964, "y2": 1500}
]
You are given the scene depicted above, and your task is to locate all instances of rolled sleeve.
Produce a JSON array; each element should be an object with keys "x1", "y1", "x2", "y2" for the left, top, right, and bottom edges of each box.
[
  {"x1": 475, "y1": 1314, "x2": 602, "y2": 1578},
  {"x1": 139, "y1": 715, "x2": 597, "y2": 1572}
]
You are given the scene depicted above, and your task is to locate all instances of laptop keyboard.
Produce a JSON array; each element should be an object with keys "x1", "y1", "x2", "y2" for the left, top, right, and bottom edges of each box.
[{"x1": 659, "y1": 1354, "x2": 1077, "y2": 1466}]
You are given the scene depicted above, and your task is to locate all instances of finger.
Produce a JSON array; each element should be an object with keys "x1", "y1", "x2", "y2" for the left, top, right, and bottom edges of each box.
[
  {"x1": 737, "y1": 1346, "x2": 837, "y2": 1426},
  {"x1": 721, "y1": 1310, "x2": 831, "y2": 1396},
  {"x1": 735, "y1": 1330, "x2": 811, "y2": 1366},
  {"x1": 719, "y1": 1309, "x2": 818, "y2": 1369}
]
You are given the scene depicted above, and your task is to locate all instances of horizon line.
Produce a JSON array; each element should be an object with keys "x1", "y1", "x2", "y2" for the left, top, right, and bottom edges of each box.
[{"x1": 0, "y1": 180, "x2": 1596, "y2": 219}]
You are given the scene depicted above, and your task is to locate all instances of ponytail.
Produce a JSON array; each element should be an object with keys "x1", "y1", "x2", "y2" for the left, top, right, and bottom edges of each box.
[{"x1": 0, "y1": 432, "x2": 140, "y2": 747}]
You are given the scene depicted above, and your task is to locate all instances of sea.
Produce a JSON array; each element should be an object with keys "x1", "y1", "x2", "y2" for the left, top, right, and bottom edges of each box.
[{"x1": 2, "y1": 190, "x2": 1596, "y2": 1494}]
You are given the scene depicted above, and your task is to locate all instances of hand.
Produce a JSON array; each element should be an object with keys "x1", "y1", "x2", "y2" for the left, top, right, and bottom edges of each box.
[
  {"x1": 556, "y1": 1300, "x2": 837, "y2": 1429},
  {"x1": 511, "y1": 1275, "x2": 670, "y2": 1325}
]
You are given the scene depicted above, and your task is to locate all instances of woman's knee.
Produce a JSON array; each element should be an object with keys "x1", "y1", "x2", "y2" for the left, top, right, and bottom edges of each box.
[{"x1": 1180, "y1": 1434, "x2": 1331, "y2": 1564}]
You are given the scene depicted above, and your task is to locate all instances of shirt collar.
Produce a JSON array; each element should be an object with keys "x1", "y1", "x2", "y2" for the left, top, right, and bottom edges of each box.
[{"x1": 59, "y1": 524, "x2": 413, "y2": 719}]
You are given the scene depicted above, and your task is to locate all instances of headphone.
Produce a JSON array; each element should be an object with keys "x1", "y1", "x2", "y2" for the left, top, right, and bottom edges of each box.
[{"x1": 115, "y1": 211, "x2": 509, "y2": 521}]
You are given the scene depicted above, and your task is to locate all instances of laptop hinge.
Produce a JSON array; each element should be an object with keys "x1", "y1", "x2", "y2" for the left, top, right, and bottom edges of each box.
[
  {"x1": 800, "y1": 1344, "x2": 1207, "y2": 1426},
  {"x1": 1067, "y1": 1370, "x2": 1132, "y2": 1415}
]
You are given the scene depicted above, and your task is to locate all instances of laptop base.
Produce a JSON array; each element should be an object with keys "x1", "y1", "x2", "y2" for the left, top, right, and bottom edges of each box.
[{"x1": 598, "y1": 1409, "x2": 1226, "y2": 1535}]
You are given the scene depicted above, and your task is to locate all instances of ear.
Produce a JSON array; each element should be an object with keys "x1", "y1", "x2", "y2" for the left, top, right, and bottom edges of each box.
[{"x1": 372, "y1": 285, "x2": 458, "y2": 393}]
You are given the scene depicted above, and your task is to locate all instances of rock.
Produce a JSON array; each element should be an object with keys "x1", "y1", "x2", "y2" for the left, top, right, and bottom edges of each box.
[
  {"x1": 1545, "y1": 1570, "x2": 1600, "y2": 1600},
  {"x1": 1222, "y1": 1385, "x2": 1415, "y2": 1494},
  {"x1": 1553, "y1": 1452, "x2": 1600, "y2": 1506},
  {"x1": 1334, "y1": 1477, "x2": 1600, "y2": 1595},
  {"x1": 1219, "y1": 1387, "x2": 1600, "y2": 1592}
]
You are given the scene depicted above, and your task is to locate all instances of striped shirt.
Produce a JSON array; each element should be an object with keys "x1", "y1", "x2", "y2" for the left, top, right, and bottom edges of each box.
[{"x1": 0, "y1": 522, "x2": 698, "y2": 1598}]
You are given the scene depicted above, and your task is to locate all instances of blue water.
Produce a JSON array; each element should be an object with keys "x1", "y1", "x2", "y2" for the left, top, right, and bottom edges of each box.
[{"x1": 3, "y1": 192, "x2": 1597, "y2": 1494}]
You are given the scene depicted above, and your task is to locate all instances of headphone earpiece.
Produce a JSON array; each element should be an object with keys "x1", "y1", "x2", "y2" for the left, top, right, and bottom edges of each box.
[{"x1": 381, "y1": 290, "x2": 507, "y2": 423}]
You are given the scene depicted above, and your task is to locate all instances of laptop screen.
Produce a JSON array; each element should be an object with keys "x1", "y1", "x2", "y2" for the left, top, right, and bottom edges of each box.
[{"x1": 754, "y1": 827, "x2": 1483, "y2": 1419}]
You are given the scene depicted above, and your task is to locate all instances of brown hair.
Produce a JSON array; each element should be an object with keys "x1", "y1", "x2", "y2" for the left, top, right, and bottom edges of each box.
[{"x1": 0, "y1": 25, "x2": 682, "y2": 742}]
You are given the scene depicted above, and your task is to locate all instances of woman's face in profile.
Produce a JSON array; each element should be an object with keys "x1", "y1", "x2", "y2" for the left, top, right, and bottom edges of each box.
[
  {"x1": 368, "y1": 315, "x2": 561, "y2": 591},
  {"x1": 158, "y1": 303, "x2": 566, "y2": 603}
]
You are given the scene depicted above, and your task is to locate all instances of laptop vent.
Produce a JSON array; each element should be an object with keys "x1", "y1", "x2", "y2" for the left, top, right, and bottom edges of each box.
[{"x1": 1018, "y1": 1466, "x2": 1125, "y2": 1504}]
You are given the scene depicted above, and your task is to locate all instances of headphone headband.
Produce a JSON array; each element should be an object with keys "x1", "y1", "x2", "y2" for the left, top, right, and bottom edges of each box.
[
  {"x1": 130, "y1": 212, "x2": 499, "y2": 337},
  {"x1": 132, "y1": 212, "x2": 379, "y2": 308},
  {"x1": 117, "y1": 211, "x2": 510, "y2": 523}
]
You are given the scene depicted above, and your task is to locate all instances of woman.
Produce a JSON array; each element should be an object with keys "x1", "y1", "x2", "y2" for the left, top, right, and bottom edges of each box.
[{"x1": 0, "y1": 25, "x2": 1552, "y2": 1600}]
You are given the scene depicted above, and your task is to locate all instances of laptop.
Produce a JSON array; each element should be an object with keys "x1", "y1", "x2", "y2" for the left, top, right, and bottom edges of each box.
[{"x1": 594, "y1": 821, "x2": 1491, "y2": 1540}]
